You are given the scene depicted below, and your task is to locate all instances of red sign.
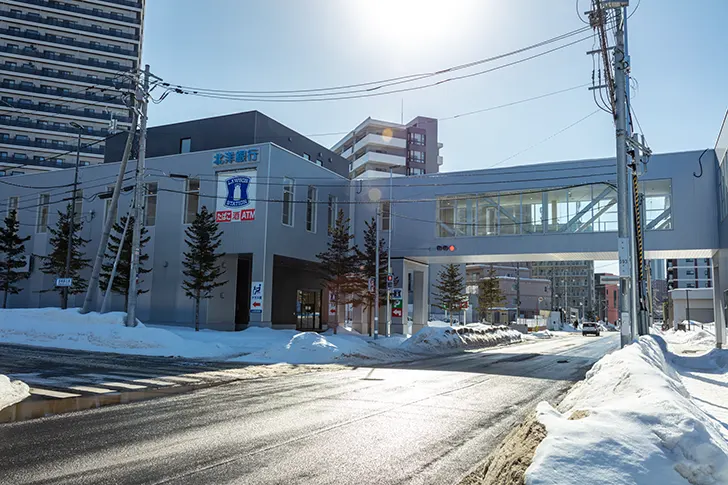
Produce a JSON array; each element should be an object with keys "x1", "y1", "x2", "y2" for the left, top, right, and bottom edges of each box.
[
  {"x1": 461, "y1": 301, "x2": 469, "y2": 309},
  {"x1": 216, "y1": 209, "x2": 255, "y2": 223},
  {"x1": 392, "y1": 308, "x2": 403, "y2": 318}
]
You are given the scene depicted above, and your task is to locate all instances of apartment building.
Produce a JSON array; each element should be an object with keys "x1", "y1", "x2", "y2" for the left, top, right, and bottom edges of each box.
[
  {"x1": 649, "y1": 259, "x2": 666, "y2": 281},
  {"x1": 531, "y1": 260, "x2": 595, "y2": 315},
  {"x1": 667, "y1": 258, "x2": 713, "y2": 289},
  {"x1": 331, "y1": 116, "x2": 442, "y2": 179},
  {"x1": 0, "y1": 0, "x2": 144, "y2": 175},
  {"x1": 594, "y1": 273, "x2": 619, "y2": 323}
]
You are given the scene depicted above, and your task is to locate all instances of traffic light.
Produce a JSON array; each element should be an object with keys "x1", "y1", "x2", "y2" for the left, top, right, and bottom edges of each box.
[
  {"x1": 386, "y1": 273, "x2": 394, "y2": 289},
  {"x1": 436, "y1": 244, "x2": 456, "y2": 252}
]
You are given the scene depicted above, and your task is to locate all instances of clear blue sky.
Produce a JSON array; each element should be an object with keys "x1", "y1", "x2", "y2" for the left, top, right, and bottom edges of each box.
[{"x1": 142, "y1": 0, "x2": 727, "y2": 173}]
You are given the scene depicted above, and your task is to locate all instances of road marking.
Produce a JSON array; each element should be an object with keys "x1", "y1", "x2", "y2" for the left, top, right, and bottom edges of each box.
[
  {"x1": 29, "y1": 387, "x2": 82, "y2": 399},
  {"x1": 68, "y1": 385, "x2": 116, "y2": 394},
  {"x1": 100, "y1": 381, "x2": 148, "y2": 390},
  {"x1": 157, "y1": 375, "x2": 202, "y2": 383},
  {"x1": 130, "y1": 378, "x2": 177, "y2": 387}
]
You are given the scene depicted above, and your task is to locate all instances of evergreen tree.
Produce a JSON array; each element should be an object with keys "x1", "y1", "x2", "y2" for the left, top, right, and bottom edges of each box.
[
  {"x1": 316, "y1": 209, "x2": 362, "y2": 333},
  {"x1": 0, "y1": 210, "x2": 30, "y2": 308},
  {"x1": 181, "y1": 206, "x2": 227, "y2": 331},
  {"x1": 434, "y1": 263, "x2": 466, "y2": 320},
  {"x1": 98, "y1": 214, "x2": 151, "y2": 311},
  {"x1": 39, "y1": 205, "x2": 91, "y2": 302},
  {"x1": 478, "y1": 265, "x2": 505, "y2": 322},
  {"x1": 355, "y1": 216, "x2": 397, "y2": 336}
]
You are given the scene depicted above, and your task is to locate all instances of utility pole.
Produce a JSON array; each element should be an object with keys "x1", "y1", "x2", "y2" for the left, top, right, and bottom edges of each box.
[
  {"x1": 62, "y1": 125, "x2": 82, "y2": 310},
  {"x1": 515, "y1": 262, "x2": 521, "y2": 323},
  {"x1": 125, "y1": 64, "x2": 150, "y2": 327},
  {"x1": 386, "y1": 167, "x2": 393, "y2": 337},
  {"x1": 374, "y1": 205, "x2": 380, "y2": 340},
  {"x1": 100, "y1": 209, "x2": 131, "y2": 314}
]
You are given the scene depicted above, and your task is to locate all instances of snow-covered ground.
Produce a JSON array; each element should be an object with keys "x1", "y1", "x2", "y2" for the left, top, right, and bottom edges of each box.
[
  {"x1": 526, "y1": 326, "x2": 728, "y2": 485},
  {"x1": 0, "y1": 374, "x2": 29, "y2": 411},
  {"x1": 0, "y1": 308, "x2": 523, "y2": 365}
]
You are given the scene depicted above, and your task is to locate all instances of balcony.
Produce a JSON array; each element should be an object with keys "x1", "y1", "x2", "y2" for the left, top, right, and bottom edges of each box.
[
  {"x1": 13, "y1": 0, "x2": 140, "y2": 25},
  {"x1": 0, "y1": 62, "x2": 134, "y2": 90},
  {"x1": 1, "y1": 79, "x2": 127, "y2": 106},
  {"x1": 0, "y1": 98, "x2": 131, "y2": 122},
  {"x1": 89, "y1": 0, "x2": 143, "y2": 10},
  {"x1": 0, "y1": 10, "x2": 139, "y2": 41},
  {"x1": 0, "y1": 27, "x2": 138, "y2": 57},
  {"x1": 354, "y1": 133, "x2": 407, "y2": 153},
  {"x1": 0, "y1": 43, "x2": 134, "y2": 72},
  {"x1": 0, "y1": 135, "x2": 104, "y2": 154},
  {"x1": 0, "y1": 116, "x2": 109, "y2": 137},
  {"x1": 351, "y1": 151, "x2": 406, "y2": 172},
  {"x1": 0, "y1": 153, "x2": 76, "y2": 168}
]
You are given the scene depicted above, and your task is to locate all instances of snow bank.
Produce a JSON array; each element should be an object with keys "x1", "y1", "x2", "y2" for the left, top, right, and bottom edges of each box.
[
  {"x1": 523, "y1": 330, "x2": 553, "y2": 340},
  {"x1": 0, "y1": 374, "x2": 29, "y2": 411},
  {"x1": 0, "y1": 308, "x2": 233, "y2": 359},
  {"x1": 526, "y1": 336, "x2": 728, "y2": 485},
  {"x1": 400, "y1": 324, "x2": 521, "y2": 353}
]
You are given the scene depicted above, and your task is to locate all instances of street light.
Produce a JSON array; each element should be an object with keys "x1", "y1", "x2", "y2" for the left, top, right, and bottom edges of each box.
[{"x1": 62, "y1": 121, "x2": 83, "y2": 310}]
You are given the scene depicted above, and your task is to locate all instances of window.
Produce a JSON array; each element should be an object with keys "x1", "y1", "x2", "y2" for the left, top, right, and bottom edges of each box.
[
  {"x1": 408, "y1": 167, "x2": 425, "y2": 175},
  {"x1": 381, "y1": 201, "x2": 391, "y2": 231},
  {"x1": 302, "y1": 153, "x2": 311, "y2": 161},
  {"x1": 282, "y1": 177, "x2": 294, "y2": 226},
  {"x1": 179, "y1": 137, "x2": 191, "y2": 153},
  {"x1": 184, "y1": 178, "x2": 200, "y2": 224},
  {"x1": 144, "y1": 182, "x2": 157, "y2": 226},
  {"x1": 327, "y1": 195, "x2": 338, "y2": 234},
  {"x1": 408, "y1": 132, "x2": 425, "y2": 145},
  {"x1": 306, "y1": 186, "x2": 317, "y2": 232},
  {"x1": 8, "y1": 196, "x2": 18, "y2": 219},
  {"x1": 315, "y1": 159, "x2": 323, "y2": 167},
  {"x1": 37, "y1": 193, "x2": 49, "y2": 233},
  {"x1": 408, "y1": 150, "x2": 425, "y2": 163}
]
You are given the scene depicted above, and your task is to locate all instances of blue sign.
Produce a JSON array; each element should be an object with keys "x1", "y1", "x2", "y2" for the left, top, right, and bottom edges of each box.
[
  {"x1": 224, "y1": 176, "x2": 251, "y2": 208},
  {"x1": 213, "y1": 148, "x2": 259, "y2": 166}
]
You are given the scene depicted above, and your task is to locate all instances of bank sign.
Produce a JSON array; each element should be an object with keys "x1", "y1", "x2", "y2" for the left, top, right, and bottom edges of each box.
[
  {"x1": 215, "y1": 169, "x2": 257, "y2": 223},
  {"x1": 212, "y1": 148, "x2": 259, "y2": 166}
]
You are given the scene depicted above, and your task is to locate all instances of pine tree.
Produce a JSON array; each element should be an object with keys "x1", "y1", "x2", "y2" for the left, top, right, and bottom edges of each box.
[
  {"x1": 182, "y1": 206, "x2": 227, "y2": 331},
  {"x1": 478, "y1": 265, "x2": 505, "y2": 322},
  {"x1": 316, "y1": 209, "x2": 362, "y2": 333},
  {"x1": 39, "y1": 205, "x2": 91, "y2": 303},
  {"x1": 354, "y1": 217, "x2": 396, "y2": 336},
  {"x1": 0, "y1": 210, "x2": 30, "y2": 308},
  {"x1": 433, "y1": 263, "x2": 466, "y2": 320},
  {"x1": 98, "y1": 214, "x2": 151, "y2": 311}
]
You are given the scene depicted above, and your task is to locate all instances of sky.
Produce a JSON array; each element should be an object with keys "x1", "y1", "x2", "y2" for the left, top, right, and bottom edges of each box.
[{"x1": 141, "y1": 0, "x2": 728, "y2": 173}]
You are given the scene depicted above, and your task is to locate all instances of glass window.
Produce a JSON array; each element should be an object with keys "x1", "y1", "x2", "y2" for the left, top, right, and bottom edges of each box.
[
  {"x1": 144, "y1": 182, "x2": 157, "y2": 226},
  {"x1": 546, "y1": 188, "x2": 569, "y2": 233},
  {"x1": 37, "y1": 193, "x2": 49, "y2": 233},
  {"x1": 565, "y1": 185, "x2": 593, "y2": 232},
  {"x1": 184, "y1": 178, "x2": 199, "y2": 224},
  {"x1": 179, "y1": 137, "x2": 191, "y2": 153},
  {"x1": 454, "y1": 197, "x2": 471, "y2": 236},
  {"x1": 437, "y1": 198, "x2": 456, "y2": 237},
  {"x1": 306, "y1": 186, "x2": 317, "y2": 232},
  {"x1": 408, "y1": 132, "x2": 425, "y2": 145},
  {"x1": 521, "y1": 191, "x2": 543, "y2": 233},
  {"x1": 592, "y1": 185, "x2": 617, "y2": 232},
  {"x1": 642, "y1": 179, "x2": 672, "y2": 230},
  {"x1": 408, "y1": 150, "x2": 425, "y2": 163},
  {"x1": 476, "y1": 196, "x2": 497, "y2": 236},
  {"x1": 327, "y1": 195, "x2": 338, "y2": 235},
  {"x1": 381, "y1": 201, "x2": 391, "y2": 231},
  {"x1": 302, "y1": 153, "x2": 310, "y2": 161},
  {"x1": 282, "y1": 177, "x2": 294, "y2": 226},
  {"x1": 499, "y1": 192, "x2": 521, "y2": 235}
]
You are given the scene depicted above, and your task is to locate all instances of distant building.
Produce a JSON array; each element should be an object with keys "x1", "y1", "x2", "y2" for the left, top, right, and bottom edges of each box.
[
  {"x1": 331, "y1": 116, "x2": 442, "y2": 179},
  {"x1": 667, "y1": 258, "x2": 712, "y2": 289},
  {"x1": 649, "y1": 259, "x2": 666, "y2": 281},
  {"x1": 594, "y1": 273, "x2": 619, "y2": 324},
  {"x1": 530, "y1": 261, "x2": 595, "y2": 316}
]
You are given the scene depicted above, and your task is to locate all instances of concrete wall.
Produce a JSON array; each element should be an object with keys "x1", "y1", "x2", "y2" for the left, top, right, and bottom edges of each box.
[{"x1": 670, "y1": 288, "x2": 714, "y2": 325}]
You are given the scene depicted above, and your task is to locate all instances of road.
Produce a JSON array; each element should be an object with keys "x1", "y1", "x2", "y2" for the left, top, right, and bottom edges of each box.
[{"x1": 0, "y1": 333, "x2": 618, "y2": 485}]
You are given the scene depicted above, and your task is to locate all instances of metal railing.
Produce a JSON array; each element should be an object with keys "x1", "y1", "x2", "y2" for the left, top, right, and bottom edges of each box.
[
  {"x1": 0, "y1": 154, "x2": 77, "y2": 169},
  {"x1": 0, "y1": 10, "x2": 139, "y2": 41},
  {"x1": 0, "y1": 27, "x2": 138, "y2": 57},
  {"x1": 0, "y1": 116, "x2": 109, "y2": 137},
  {"x1": 0, "y1": 136, "x2": 104, "y2": 154},
  {"x1": 0, "y1": 63, "x2": 134, "y2": 90},
  {"x1": 14, "y1": 0, "x2": 140, "y2": 25},
  {"x1": 0, "y1": 80, "x2": 127, "y2": 106},
  {"x1": 0, "y1": 43, "x2": 134, "y2": 72},
  {"x1": 0, "y1": 98, "x2": 131, "y2": 122}
]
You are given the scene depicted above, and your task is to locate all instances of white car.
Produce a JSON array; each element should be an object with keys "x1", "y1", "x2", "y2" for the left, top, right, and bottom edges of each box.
[{"x1": 582, "y1": 322, "x2": 601, "y2": 337}]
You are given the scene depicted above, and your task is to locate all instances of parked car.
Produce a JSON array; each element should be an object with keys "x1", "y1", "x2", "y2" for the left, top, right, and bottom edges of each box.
[{"x1": 582, "y1": 322, "x2": 601, "y2": 337}]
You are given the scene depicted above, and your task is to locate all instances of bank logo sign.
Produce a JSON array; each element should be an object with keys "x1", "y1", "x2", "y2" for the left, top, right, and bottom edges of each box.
[
  {"x1": 216, "y1": 169, "x2": 256, "y2": 223},
  {"x1": 213, "y1": 148, "x2": 259, "y2": 166}
]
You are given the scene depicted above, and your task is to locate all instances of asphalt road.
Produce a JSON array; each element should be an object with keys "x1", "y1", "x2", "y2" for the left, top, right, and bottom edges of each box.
[{"x1": 0, "y1": 334, "x2": 619, "y2": 485}]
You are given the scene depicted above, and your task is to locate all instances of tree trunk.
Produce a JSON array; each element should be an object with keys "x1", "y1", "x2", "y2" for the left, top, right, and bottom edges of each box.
[
  {"x1": 368, "y1": 296, "x2": 373, "y2": 337},
  {"x1": 194, "y1": 291, "x2": 200, "y2": 332},
  {"x1": 2, "y1": 271, "x2": 8, "y2": 309}
]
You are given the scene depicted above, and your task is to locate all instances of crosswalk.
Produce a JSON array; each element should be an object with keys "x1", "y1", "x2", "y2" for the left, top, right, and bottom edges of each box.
[{"x1": 7, "y1": 368, "x2": 247, "y2": 400}]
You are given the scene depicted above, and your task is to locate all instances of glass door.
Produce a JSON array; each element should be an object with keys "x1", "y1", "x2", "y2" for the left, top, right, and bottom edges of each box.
[{"x1": 296, "y1": 290, "x2": 321, "y2": 331}]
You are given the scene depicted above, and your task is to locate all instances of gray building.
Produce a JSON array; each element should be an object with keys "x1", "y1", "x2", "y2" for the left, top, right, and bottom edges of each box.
[
  {"x1": 530, "y1": 260, "x2": 595, "y2": 316},
  {"x1": 667, "y1": 258, "x2": 712, "y2": 289},
  {"x1": 331, "y1": 116, "x2": 442, "y2": 178},
  {"x1": 0, "y1": 0, "x2": 144, "y2": 174},
  {"x1": 649, "y1": 259, "x2": 666, "y2": 281}
]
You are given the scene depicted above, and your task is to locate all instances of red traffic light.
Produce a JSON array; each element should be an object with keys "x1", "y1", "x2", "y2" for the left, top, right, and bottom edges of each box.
[
  {"x1": 436, "y1": 245, "x2": 456, "y2": 252},
  {"x1": 449, "y1": 245, "x2": 455, "y2": 251}
]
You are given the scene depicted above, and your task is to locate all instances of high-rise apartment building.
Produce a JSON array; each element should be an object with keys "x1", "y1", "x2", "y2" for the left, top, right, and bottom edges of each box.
[
  {"x1": 332, "y1": 116, "x2": 442, "y2": 179},
  {"x1": 667, "y1": 258, "x2": 712, "y2": 289},
  {"x1": 649, "y1": 259, "x2": 666, "y2": 281},
  {"x1": 0, "y1": 0, "x2": 144, "y2": 175},
  {"x1": 530, "y1": 260, "x2": 595, "y2": 315}
]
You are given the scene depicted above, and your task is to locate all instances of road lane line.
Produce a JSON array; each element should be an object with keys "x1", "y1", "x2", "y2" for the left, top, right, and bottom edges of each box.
[
  {"x1": 29, "y1": 387, "x2": 82, "y2": 399},
  {"x1": 68, "y1": 385, "x2": 116, "y2": 394}
]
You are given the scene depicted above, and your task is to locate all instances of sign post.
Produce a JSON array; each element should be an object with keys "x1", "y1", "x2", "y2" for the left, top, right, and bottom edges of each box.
[{"x1": 250, "y1": 281, "x2": 263, "y2": 313}]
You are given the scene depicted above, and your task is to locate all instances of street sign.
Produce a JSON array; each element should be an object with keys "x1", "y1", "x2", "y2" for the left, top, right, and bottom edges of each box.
[
  {"x1": 250, "y1": 281, "x2": 263, "y2": 313},
  {"x1": 368, "y1": 277, "x2": 375, "y2": 293},
  {"x1": 461, "y1": 300, "x2": 469, "y2": 309},
  {"x1": 55, "y1": 278, "x2": 72, "y2": 288},
  {"x1": 391, "y1": 288, "x2": 403, "y2": 300},
  {"x1": 329, "y1": 303, "x2": 336, "y2": 316},
  {"x1": 392, "y1": 299, "x2": 403, "y2": 318},
  {"x1": 600, "y1": 275, "x2": 621, "y2": 284}
]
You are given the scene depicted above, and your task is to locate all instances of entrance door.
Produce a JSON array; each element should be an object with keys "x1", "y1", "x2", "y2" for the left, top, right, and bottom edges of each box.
[{"x1": 297, "y1": 290, "x2": 321, "y2": 331}]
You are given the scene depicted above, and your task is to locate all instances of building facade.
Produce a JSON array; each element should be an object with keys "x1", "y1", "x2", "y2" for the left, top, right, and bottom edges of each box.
[
  {"x1": 0, "y1": 0, "x2": 144, "y2": 174},
  {"x1": 594, "y1": 274, "x2": 619, "y2": 324},
  {"x1": 667, "y1": 258, "x2": 713, "y2": 289},
  {"x1": 649, "y1": 259, "x2": 666, "y2": 281},
  {"x1": 530, "y1": 260, "x2": 595, "y2": 317},
  {"x1": 331, "y1": 116, "x2": 442, "y2": 178}
]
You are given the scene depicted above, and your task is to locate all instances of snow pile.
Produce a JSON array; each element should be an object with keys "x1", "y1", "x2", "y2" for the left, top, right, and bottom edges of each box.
[
  {"x1": 526, "y1": 336, "x2": 728, "y2": 485},
  {"x1": 0, "y1": 374, "x2": 29, "y2": 411},
  {"x1": 400, "y1": 324, "x2": 521, "y2": 353},
  {"x1": 0, "y1": 308, "x2": 233, "y2": 359},
  {"x1": 523, "y1": 330, "x2": 553, "y2": 340},
  {"x1": 661, "y1": 327, "x2": 716, "y2": 348}
]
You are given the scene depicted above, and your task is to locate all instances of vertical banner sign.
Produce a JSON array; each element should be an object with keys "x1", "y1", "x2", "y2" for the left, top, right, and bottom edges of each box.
[
  {"x1": 216, "y1": 169, "x2": 257, "y2": 223},
  {"x1": 250, "y1": 281, "x2": 263, "y2": 313},
  {"x1": 391, "y1": 299, "x2": 403, "y2": 318},
  {"x1": 328, "y1": 292, "x2": 336, "y2": 316}
]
